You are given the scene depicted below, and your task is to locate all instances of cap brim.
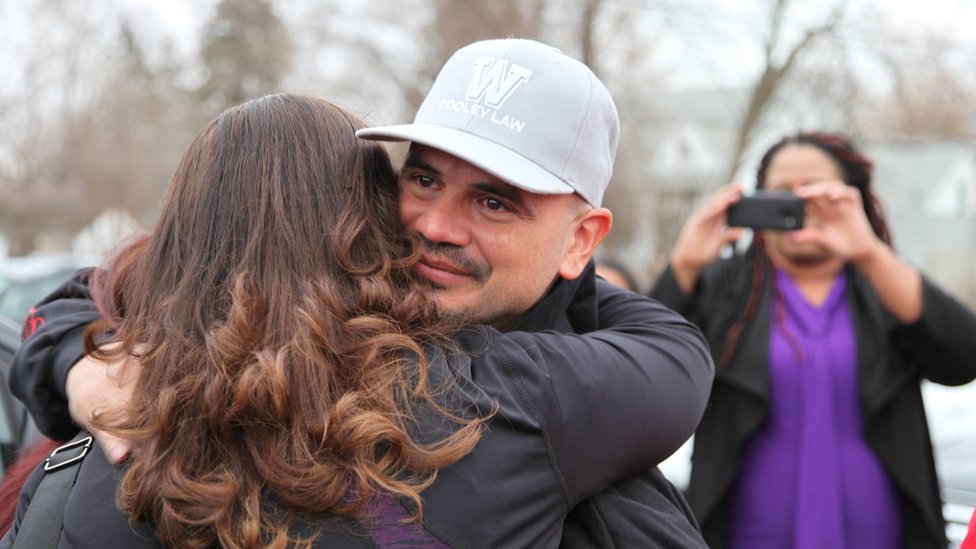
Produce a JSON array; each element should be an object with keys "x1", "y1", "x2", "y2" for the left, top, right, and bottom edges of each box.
[{"x1": 356, "y1": 124, "x2": 574, "y2": 196}]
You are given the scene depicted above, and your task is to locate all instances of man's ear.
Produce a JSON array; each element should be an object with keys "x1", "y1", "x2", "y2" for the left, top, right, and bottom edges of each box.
[{"x1": 558, "y1": 207, "x2": 612, "y2": 280}]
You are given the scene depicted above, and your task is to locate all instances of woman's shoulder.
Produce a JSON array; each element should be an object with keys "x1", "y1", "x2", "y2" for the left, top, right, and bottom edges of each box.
[{"x1": 61, "y1": 445, "x2": 160, "y2": 548}]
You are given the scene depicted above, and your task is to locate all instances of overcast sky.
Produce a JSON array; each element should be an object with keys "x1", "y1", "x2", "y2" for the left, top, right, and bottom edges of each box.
[
  {"x1": 3, "y1": 0, "x2": 973, "y2": 97},
  {"x1": 110, "y1": 0, "x2": 976, "y2": 90}
]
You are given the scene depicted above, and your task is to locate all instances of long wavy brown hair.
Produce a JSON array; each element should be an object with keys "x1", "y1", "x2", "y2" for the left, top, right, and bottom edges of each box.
[{"x1": 83, "y1": 94, "x2": 488, "y2": 548}]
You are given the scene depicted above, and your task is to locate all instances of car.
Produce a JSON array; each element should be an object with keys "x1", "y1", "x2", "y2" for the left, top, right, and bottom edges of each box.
[
  {"x1": 0, "y1": 252, "x2": 88, "y2": 475},
  {"x1": 925, "y1": 382, "x2": 976, "y2": 547},
  {"x1": 0, "y1": 252, "x2": 91, "y2": 476},
  {"x1": 0, "y1": 253, "x2": 93, "y2": 325},
  {"x1": 944, "y1": 468, "x2": 976, "y2": 548},
  {"x1": 0, "y1": 314, "x2": 43, "y2": 476}
]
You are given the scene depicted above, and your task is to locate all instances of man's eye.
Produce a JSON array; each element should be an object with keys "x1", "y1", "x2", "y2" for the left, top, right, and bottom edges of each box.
[
  {"x1": 485, "y1": 198, "x2": 508, "y2": 211},
  {"x1": 416, "y1": 175, "x2": 434, "y2": 187}
]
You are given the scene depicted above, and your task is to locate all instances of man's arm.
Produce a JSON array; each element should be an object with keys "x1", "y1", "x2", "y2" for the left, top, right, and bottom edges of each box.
[
  {"x1": 471, "y1": 285, "x2": 714, "y2": 504},
  {"x1": 584, "y1": 281, "x2": 714, "y2": 468},
  {"x1": 506, "y1": 263, "x2": 710, "y2": 548},
  {"x1": 508, "y1": 264, "x2": 714, "y2": 485},
  {"x1": 10, "y1": 269, "x2": 99, "y2": 440}
]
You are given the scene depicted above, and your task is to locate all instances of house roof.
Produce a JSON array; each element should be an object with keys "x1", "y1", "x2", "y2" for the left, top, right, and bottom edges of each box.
[{"x1": 866, "y1": 139, "x2": 976, "y2": 212}]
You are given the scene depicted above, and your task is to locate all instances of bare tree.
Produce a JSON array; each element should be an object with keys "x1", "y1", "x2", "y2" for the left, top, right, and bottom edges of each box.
[
  {"x1": 723, "y1": 0, "x2": 845, "y2": 183},
  {"x1": 198, "y1": 0, "x2": 294, "y2": 111},
  {"x1": 0, "y1": 1, "x2": 207, "y2": 255},
  {"x1": 867, "y1": 31, "x2": 976, "y2": 138},
  {"x1": 0, "y1": 0, "x2": 114, "y2": 254},
  {"x1": 357, "y1": 0, "x2": 547, "y2": 113},
  {"x1": 582, "y1": 2, "x2": 672, "y2": 265},
  {"x1": 72, "y1": 22, "x2": 205, "y2": 225}
]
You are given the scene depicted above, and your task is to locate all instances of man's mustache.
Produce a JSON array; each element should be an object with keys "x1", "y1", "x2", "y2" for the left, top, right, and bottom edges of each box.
[{"x1": 415, "y1": 236, "x2": 492, "y2": 283}]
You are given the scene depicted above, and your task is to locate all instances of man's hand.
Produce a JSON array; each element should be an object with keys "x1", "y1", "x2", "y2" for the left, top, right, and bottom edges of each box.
[{"x1": 65, "y1": 347, "x2": 138, "y2": 464}]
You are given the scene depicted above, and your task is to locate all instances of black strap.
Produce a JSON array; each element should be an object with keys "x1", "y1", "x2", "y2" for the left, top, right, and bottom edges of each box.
[{"x1": 12, "y1": 430, "x2": 93, "y2": 549}]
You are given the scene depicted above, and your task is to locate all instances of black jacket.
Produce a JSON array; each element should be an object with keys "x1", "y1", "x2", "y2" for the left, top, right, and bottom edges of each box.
[
  {"x1": 6, "y1": 263, "x2": 713, "y2": 548},
  {"x1": 650, "y1": 251, "x2": 976, "y2": 549}
]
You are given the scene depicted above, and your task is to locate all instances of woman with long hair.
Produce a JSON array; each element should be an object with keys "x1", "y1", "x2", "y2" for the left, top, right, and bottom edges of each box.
[
  {"x1": 3, "y1": 93, "x2": 709, "y2": 548},
  {"x1": 651, "y1": 131, "x2": 976, "y2": 548}
]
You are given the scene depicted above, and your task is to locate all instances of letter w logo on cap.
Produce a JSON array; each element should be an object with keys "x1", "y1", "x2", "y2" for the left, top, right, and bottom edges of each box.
[{"x1": 465, "y1": 57, "x2": 532, "y2": 109}]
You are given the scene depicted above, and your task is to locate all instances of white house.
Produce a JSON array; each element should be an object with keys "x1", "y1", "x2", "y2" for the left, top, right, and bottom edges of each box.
[{"x1": 866, "y1": 139, "x2": 976, "y2": 304}]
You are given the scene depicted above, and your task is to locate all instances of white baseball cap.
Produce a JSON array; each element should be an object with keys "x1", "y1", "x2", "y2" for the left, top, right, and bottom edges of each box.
[{"x1": 356, "y1": 38, "x2": 619, "y2": 207}]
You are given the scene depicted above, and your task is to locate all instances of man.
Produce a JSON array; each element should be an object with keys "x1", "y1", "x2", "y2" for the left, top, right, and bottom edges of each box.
[{"x1": 11, "y1": 39, "x2": 712, "y2": 547}]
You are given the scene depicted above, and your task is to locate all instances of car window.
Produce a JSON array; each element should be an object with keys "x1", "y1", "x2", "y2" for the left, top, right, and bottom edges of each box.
[
  {"x1": 0, "y1": 270, "x2": 76, "y2": 325},
  {"x1": 0, "y1": 316, "x2": 24, "y2": 475},
  {"x1": 0, "y1": 275, "x2": 13, "y2": 293}
]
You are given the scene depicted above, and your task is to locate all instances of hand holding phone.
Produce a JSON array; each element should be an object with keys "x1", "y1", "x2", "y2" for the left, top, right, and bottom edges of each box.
[{"x1": 726, "y1": 190, "x2": 805, "y2": 231}]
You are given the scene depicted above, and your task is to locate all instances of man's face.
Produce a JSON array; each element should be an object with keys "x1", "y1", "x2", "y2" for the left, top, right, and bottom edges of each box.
[{"x1": 398, "y1": 144, "x2": 600, "y2": 329}]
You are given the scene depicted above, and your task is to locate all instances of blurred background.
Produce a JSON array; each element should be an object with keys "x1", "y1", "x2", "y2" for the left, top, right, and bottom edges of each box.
[
  {"x1": 4, "y1": 0, "x2": 976, "y2": 287},
  {"x1": 1, "y1": 0, "x2": 975, "y2": 541}
]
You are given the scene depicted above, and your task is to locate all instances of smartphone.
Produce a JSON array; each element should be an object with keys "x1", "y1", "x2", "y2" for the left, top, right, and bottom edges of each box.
[{"x1": 726, "y1": 191, "x2": 805, "y2": 231}]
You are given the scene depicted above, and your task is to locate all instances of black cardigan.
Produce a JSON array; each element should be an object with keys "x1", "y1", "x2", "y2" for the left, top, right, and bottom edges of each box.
[{"x1": 650, "y1": 250, "x2": 976, "y2": 549}]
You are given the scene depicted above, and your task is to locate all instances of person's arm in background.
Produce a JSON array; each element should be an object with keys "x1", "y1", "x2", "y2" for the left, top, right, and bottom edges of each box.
[
  {"x1": 649, "y1": 185, "x2": 744, "y2": 320},
  {"x1": 9, "y1": 268, "x2": 135, "y2": 463},
  {"x1": 792, "y1": 181, "x2": 922, "y2": 323},
  {"x1": 790, "y1": 181, "x2": 976, "y2": 385},
  {"x1": 10, "y1": 268, "x2": 99, "y2": 440},
  {"x1": 667, "y1": 185, "x2": 744, "y2": 295}
]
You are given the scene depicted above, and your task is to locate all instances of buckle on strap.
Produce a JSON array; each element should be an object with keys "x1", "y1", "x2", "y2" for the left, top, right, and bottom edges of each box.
[{"x1": 44, "y1": 434, "x2": 94, "y2": 472}]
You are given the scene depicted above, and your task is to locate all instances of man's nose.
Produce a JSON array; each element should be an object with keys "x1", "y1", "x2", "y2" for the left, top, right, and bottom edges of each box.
[{"x1": 412, "y1": 200, "x2": 472, "y2": 248}]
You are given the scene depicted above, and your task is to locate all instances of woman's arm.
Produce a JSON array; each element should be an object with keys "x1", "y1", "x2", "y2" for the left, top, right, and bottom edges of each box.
[{"x1": 898, "y1": 275, "x2": 976, "y2": 387}]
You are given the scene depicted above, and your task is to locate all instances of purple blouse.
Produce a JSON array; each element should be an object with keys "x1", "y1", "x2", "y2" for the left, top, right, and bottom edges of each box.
[{"x1": 727, "y1": 269, "x2": 902, "y2": 549}]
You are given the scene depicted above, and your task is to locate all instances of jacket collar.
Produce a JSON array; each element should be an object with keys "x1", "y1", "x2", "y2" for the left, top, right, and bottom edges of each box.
[
  {"x1": 721, "y1": 257, "x2": 900, "y2": 413},
  {"x1": 508, "y1": 260, "x2": 598, "y2": 335}
]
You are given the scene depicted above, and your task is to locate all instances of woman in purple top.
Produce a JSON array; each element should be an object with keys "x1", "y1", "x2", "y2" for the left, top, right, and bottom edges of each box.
[{"x1": 651, "y1": 132, "x2": 976, "y2": 548}]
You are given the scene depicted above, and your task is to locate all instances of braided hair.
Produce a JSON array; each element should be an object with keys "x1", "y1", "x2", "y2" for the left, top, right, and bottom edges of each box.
[{"x1": 718, "y1": 132, "x2": 892, "y2": 368}]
